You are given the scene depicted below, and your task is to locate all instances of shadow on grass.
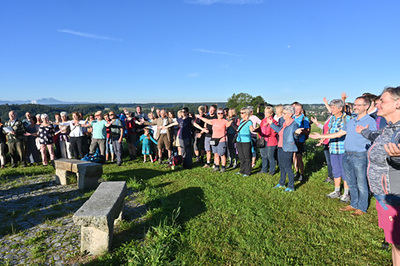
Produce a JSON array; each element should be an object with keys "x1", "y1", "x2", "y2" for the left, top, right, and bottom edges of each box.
[
  {"x1": 86, "y1": 187, "x2": 207, "y2": 265},
  {"x1": 103, "y1": 167, "x2": 182, "y2": 183}
]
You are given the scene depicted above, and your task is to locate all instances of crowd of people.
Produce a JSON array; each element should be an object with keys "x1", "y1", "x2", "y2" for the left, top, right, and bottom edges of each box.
[{"x1": 1, "y1": 87, "x2": 400, "y2": 264}]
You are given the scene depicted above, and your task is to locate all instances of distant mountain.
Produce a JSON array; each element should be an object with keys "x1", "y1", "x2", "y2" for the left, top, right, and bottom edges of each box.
[
  {"x1": 0, "y1": 98, "x2": 77, "y2": 105},
  {"x1": 35, "y1": 98, "x2": 68, "y2": 105}
]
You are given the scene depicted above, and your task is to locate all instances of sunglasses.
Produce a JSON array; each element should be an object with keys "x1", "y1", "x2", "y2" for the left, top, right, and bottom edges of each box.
[{"x1": 217, "y1": 112, "x2": 224, "y2": 114}]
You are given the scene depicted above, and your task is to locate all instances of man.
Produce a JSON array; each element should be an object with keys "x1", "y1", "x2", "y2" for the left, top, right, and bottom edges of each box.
[
  {"x1": 87, "y1": 111, "x2": 107, "y2": 157},
  {"x1": 3, "y1": 111, "x2": 26, "y2": 167},
  {"x1": 292, "y1": 103, "x2": 310, "y2": 182},
  {"x1": 143, "y1": 109, "x2": 174, "y2": 163},
  {"x1": 310, "y1": 99, "x2": 351, "y2": 202},
  {"x1": 106, "y1": 111, "x2": 124, "y2": 166},
  {"x1": 203, "y1": 105, "x2": 217, "y2": 168}
]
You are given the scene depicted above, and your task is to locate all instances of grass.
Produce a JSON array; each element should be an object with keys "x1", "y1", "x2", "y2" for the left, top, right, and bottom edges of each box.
[{"x1": 0, "y1": 134, "x2": 393, "y2": 265}]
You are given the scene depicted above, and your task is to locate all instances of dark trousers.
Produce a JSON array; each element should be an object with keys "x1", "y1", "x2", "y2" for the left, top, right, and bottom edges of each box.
[
  {"x1": 236, "y1": 142, "x2": 252, "y2": 175},
  {"x1": 227, "y1": 134, "x2": 238, "y2": 163},
  {"x1": 111, "y1": 137, "x2": 123, "y2": 165},
  {"x1": 8, "y1": 141, "x2": 25, "y2": 166},
  {"x1": 278, "y1": 148, "x2": 295, "y2": 189},
  {"x1": 70, "y1": 136, "x2": 84, "y2": 159},
  {"x1": 179, "y1": 137, "x2": 193, "y2": 169}
]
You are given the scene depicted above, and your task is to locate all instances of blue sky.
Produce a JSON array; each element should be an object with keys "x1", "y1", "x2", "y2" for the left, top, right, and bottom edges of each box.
[{"x1": 1, "y1": 0, "x2": 399, "y2": 104}]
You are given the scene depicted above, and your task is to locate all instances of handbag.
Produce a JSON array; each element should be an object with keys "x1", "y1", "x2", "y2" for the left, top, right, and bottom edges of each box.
[
  {"x1": 256, "y1": 137, "x2": 265, "y2": 148},
  {"x1": 210, "y1": 137, "x2": 221, "y2": 146}
]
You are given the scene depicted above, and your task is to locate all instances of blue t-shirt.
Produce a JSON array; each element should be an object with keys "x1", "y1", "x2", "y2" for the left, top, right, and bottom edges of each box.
[
  {"x1": 91, "y1": 120, "x2": 107, "y2": 139},
  {"x1": 293, "y1": 114, "x2": 310, "y2": 143},
  {"x1": 343, "y1": 114, "x2": 377, "y2": 152},
  {"x1": 236, "y1": 120, "x2": 252, "y2": 143}
]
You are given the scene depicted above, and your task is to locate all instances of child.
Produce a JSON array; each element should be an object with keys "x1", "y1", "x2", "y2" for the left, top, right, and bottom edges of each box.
[{"x1": 137, "y1": 128, "x2": 158, "y2": 163}]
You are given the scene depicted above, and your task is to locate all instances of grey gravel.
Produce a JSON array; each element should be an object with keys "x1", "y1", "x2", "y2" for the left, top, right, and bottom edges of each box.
[{"x1": 0, "y1": 174, "x2": 146, "y2": 265}]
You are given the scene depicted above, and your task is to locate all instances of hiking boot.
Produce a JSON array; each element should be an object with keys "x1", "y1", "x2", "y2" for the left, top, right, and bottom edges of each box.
[
  {"x1": 326, "y1": 191, "x2": 341, "y2": 199},
  {"x1": 220, "y1": 168, "x2": 226, "y2": 173},
  {"x1": 213, "y1": 167, "x2": 219, "y2": 172},
  {"x1": 203, "y1": 164, "x2": 210, "y2": 168},
  {"x1": 339, "y1": 194, "x2": 351, "y2": 203}
]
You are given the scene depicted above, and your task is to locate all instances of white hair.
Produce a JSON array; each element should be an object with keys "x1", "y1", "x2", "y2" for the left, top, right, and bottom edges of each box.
[{"x1": 40, "y1": 113, "x2": 49, "y2": 120}]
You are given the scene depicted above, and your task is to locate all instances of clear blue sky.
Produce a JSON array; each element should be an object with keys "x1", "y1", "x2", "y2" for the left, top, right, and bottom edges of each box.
[{"x1": 1, "y1": 0, "x2": 399, "y2": 104}]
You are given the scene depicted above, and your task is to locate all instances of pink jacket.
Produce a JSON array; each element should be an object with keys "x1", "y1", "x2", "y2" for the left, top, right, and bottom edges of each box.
[{"x1": 257, "y1": 118, "x2": 278, "y2": 146}]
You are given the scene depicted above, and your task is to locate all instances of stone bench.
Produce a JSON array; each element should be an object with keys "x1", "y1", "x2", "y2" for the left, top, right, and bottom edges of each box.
[
  {"x1": 54, "y1": 158, "x2": 102, "y2": 190},
  {"x1": 73, "y1": 181, "x2": 127, "y2": 255}
]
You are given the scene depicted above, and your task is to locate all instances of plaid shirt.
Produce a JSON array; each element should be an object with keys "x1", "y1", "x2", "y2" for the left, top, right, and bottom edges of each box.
[{"x1": 328, "y1": 114, "x2": 351, "y2": 154}]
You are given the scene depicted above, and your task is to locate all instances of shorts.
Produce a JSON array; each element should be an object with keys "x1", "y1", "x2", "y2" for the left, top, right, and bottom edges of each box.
[
  {"x1": 204, "y1": 136, "x2": 212, "y2": 152},
  {"x1": 295, "y1": 141, "x2": 305, "y2": 154},
  {"x1": 330, "y1": 153, "x2": 346, "y2": 181},
  {"x1": 376, "y1": 200, "x2": 400, "y2": 245},
  {"x1": 158, "y1": 133, "x2": 171, "y2": 150},
  {"x1": 211, "y1": 141, "x2": 227, "y2": 156}
]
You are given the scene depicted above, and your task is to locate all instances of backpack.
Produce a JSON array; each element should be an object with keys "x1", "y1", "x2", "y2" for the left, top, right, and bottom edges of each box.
[{"x1": 81, "y1": 149, "x2": 102, "y2": 163}]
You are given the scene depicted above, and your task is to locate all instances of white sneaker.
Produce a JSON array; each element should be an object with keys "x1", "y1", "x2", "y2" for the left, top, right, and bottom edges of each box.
[
  {"x1": 326, "y1": 191, "x2": 341, "y2": 199},
  {"x1": 340, "y1": 194, "x2": 351, "y2": 203}
]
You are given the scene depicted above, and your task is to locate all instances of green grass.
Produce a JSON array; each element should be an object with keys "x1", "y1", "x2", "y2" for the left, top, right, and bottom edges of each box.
[{"x1": 1, "y1": 136, "x2": 392, "y2": 265}]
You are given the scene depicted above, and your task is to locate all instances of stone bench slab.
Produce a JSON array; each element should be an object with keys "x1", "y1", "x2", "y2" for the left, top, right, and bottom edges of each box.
[{"x1": 73, "y1": 181, "x2": 127, "y2": 255}]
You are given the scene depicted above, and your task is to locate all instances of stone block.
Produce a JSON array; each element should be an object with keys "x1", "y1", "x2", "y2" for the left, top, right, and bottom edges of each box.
[{"x1": 73, "y1": 181, "x2": 127, "y2": 255}]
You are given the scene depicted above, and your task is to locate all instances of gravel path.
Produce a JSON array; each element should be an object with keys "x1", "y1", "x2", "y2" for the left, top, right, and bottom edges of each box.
[{"x1": 0, "y1": 175, "x2": 146, "y2": 265}]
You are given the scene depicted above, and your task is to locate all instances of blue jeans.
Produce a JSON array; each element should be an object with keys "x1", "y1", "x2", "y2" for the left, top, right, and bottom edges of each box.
[
  {"x1": 343, "y1": 151, "x2": 369, "y2": 212},
  {"x1": 259, "y1": 145, "x2": 276, "y2": 174},
  {"x1": 278, "y1": 148, "x2": 294, "y2": 189}
]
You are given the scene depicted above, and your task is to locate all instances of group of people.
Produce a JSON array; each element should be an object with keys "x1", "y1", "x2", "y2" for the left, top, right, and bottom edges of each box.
[{"x1": 1, "y1": 87, "x2": 400, "y2": 264}]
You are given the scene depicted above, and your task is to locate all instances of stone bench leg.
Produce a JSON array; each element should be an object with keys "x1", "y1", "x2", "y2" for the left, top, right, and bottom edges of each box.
[
  {"x1": 76, "y1": 165, "x2": 101, "y2": 190},
  {"x1": 55, "y1": 169, "x2": 76, "y2": 185},
  {"x1": 81, "y1": 224, "x2": 113, "y2": 256}
]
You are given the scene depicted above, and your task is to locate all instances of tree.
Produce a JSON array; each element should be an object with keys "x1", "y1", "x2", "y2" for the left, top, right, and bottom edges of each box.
[{"x1": 226, "y1": 93, "x2": 253, "y2": 112}]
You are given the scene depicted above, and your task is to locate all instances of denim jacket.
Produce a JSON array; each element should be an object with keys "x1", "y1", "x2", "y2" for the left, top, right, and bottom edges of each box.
[{"x1": 270, "y1": 120, "x2": 299, "y2": 152}]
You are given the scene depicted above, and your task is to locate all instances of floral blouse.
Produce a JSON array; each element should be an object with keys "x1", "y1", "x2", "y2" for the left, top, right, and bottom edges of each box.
[{"x1": 38, "y1": 125, "x2": 55, "y2": 145}]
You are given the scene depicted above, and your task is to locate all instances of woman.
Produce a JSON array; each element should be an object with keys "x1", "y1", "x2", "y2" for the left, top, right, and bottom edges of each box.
[
  {"x1": 357, "y1": 87, "x2": 400, "y2": 264},
  {"x1": 269, "y1": 105, "x2": 302, "y2": 192},
  {"x1": 255, "y1": 106, "x2": 278, "y2": 175},
  {"x1": 38, "y1": 114, "x2": 56, "y2": 166},
  {"x1": 125, "y1": 112, "x2": 137, "y2": 160},
  {"x1": 197, "y1": 107, "x2": 232, "y2": 172},
  {"x1": 60, "y1": 112, "x2": 87, "y2": 159},
  {"x1": 24, "y1": 116, "x2": 41, "y2": 165},
  {"x1": 104, "y1": 113, "x2": 115, "y2": 162},
  {"x1": 227, "y1": 108, "x2": 239, "y2": 168},
  {"x1": 57, "y1": 112, "x2": 72, "y2": 159},
  {"x1": 234, "y1": 107, "x2": 255, "y2": 177},
  {"x1": 193, "y1": 105, "x2": 206, "y2": 163}
]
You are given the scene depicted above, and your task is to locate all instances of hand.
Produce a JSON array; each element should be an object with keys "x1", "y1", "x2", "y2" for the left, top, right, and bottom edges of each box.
[
  {"x1": 195, "y1": 114, "x2": 200, "y2": 118},
  {"x1": 310, "y1": 117, "x2": 318, "y2": 125},
  {"x1": 309, "y1": 132, "x2": 322, "y2": 139},
  {"x1": 323, "y1": 97, "x2": 328, "y2": 104},
  {"x1": 384, "y1": 143, "x2": 400, "y2": 157},
  {"x1": 151, "y1": 106, "x2": 155, "y2": 112},
  {"x1": 118, "y1": 139, "x2": 122, "y2": 143},
  {"x1": 341, "y1": 92, "x2": 348, "y2": 101},
  {"x1": 356, "y1": 124, "x2": 368, "y2": 134},
  {"x1": 295, "y1": 128, "x2": 304, "y2": 135}
]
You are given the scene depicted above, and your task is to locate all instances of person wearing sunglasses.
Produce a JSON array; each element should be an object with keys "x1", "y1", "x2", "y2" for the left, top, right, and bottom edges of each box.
[{"x1": 196, "y1": 107, "x2": 232, "y2": 172}]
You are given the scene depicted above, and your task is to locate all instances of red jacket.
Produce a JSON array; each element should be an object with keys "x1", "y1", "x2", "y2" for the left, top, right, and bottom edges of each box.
[{"x1": 257, "y1": 118, "x2": 278, "y2": 146}]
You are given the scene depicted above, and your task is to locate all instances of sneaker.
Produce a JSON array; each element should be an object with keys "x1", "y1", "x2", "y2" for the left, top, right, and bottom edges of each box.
[
  {"x1": 284, "y1": 188, "x2": 294, "y2": 192},
  {"x1": 212, "y1": 167, "x2": 219, "y2": 172},
  {"x1": 203, "y1": 164, "x2": 210, "y2": 168},
  {"x1": 236, "y1": 172, "x2": 242, "y2": 175},
  {"x1": 274, "y1": 184, "x2": 285, "y2": 189},
  {"x1": 251, "y1": 163, "x2": 256, "y2": 168},
  {"x1": 339, "y1": 194, "x2": 351, "y2": 203},
  {"x1": 220, "y1": 168, "x2": 226, "y2": 173},
  {"x1": 294, "y1": 172, "x2": 300, "y2": 179},
  {"x1": 323, "y1": 177, "x2": 334, "y2": 184},
  {"x1": 326, "y1": 191, "x2": 341, "y2": 198},
  {"x1": 242, "y1": 174, "x2": 249, "y2": 177},
  {"x1": 298, "y1": 175, "x2": 303, "y2": 182}
]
